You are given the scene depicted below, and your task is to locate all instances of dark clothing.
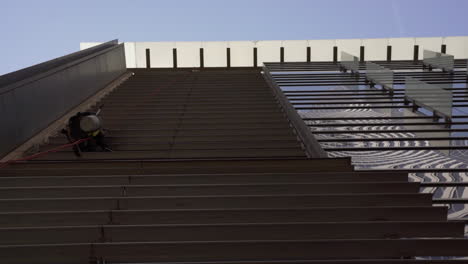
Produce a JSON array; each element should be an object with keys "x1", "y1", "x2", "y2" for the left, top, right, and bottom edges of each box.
[
  {"x1": 67, "y1": 112, "x2": 110, "y2": 152},
  {"x1": 81, "y1": 130, "x2": 108, "y2": 152}
]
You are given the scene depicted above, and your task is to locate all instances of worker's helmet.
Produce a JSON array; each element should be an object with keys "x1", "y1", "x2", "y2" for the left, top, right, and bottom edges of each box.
[{"x1": 80, "y1": 115, "x2": 101, "y2": 133}]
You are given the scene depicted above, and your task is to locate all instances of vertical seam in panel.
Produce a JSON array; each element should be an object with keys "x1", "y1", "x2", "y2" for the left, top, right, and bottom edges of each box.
[
  {"x1": 360, "y1": 46, "x2": 365, "y2": 62},
  {"x1": 254, "y1": 47, "x2": 258, "y2": 67},
  {"x1": 280, "y1": 47, "x2": 284, "y2": 63},
  {"x1": 200, "y1": 48, "x2": 204, "y2": 68},
  {"x1": 387, "y1": 45, "x2": 392, "y2": 62},
  {"x1": 333, "y1": 46, "x2": 338, "y2": 63}
]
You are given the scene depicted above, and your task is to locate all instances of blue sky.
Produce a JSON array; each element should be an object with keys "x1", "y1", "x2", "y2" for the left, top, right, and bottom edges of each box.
[{"x1": 1, "y1": 0, "x2": 468, "y2": 75}]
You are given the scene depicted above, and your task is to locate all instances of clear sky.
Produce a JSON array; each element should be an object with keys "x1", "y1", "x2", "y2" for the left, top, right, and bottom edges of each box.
[{"x1": 1, "y1": 0, "x2": 467, "y2": 75}]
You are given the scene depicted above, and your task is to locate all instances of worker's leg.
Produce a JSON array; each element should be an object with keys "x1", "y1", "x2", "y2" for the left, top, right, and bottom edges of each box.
[{"x1": 94, "y1": 132, "x2": 112, "y2": 151}]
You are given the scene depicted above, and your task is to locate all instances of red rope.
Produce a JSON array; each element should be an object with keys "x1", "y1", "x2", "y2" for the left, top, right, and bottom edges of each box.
[{"x1": 0, "y1": 137, "x2": 91, "y2": 169}]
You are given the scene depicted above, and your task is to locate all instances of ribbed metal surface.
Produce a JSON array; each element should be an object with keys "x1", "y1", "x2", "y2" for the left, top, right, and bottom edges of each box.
[
  {"x1": 0, "y1": 68, "x2": 466, "y2": 263},
  {"x1": 38, "y1": 69, "x2": 307, "y2": 160}
]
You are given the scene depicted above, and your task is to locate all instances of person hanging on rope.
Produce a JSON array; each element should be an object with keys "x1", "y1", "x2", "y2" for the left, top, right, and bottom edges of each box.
[{"x1": 61, "y1": 106, "x2": 112, "y2": 156}]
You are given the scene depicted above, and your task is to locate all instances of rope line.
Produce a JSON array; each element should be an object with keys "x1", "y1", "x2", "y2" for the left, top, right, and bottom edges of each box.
[{"x1": 0, "y1": 137, "x2": 91, "y2": 169}]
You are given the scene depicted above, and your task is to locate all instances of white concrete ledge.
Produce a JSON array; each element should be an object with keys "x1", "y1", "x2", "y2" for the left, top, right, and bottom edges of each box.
[{"x1": 82, "y1": 36, "x2": 468, "y2": 68}]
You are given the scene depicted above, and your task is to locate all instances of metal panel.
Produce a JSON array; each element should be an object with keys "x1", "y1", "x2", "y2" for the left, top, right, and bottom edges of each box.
[
  {"x1": 283, "y1": 40, "x2": 308, "y2": 62},
  {"x1": 229, "y1": 41, "x2": 255, "y2": 67},
  {"x1": 340, "y1": 51, "x2": 359, "y2": 73},
  {"x1": 336, "y1": 39, "x2": 361, "y2": 58},
  {"x1": 0, "y1": 41, "x2": 126, "y2": 158},
  {"x1": 124, "y1": 42, "x2": 137, "y2": 68},
  {"x1": 365, "y1": 61, "x2": 394, "y2": 93},
  {"x1": 388, "y1": 38, "x2": 415, "y2": 60},
  {"x1": 203, "y1": 42, "x2": 228, "y2": 67},
  {"x1": 405, "y1": 76, "x2": 452, "y2": 118},
  {"x1": 176, "y1": 42, "x2": 202, "y2": 68},
  {"x1": 423, "y1": 49, "x2": 455, "y2": 72},
  {"x1": 307, "y1": 39, "x2": 335, "y2": 61},
  {"x1": 135, "y1": 42, "x2": 174, "y2": 68},
  {"x1": 415, "y1": 37, "x2": 443, "y2": 60},
  {"x1": 256, "y1": 40, "x2": 282, "y2": 65},
  {"x1": 362, "y1": 38, "x2": 388, "y2": 61},
  {"x1": 444, "y1": 36, "x2": 468, "y2": 59}
]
